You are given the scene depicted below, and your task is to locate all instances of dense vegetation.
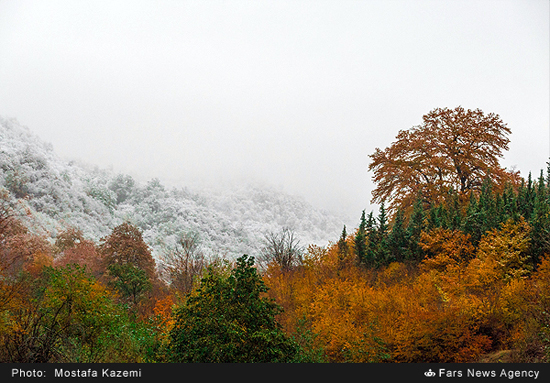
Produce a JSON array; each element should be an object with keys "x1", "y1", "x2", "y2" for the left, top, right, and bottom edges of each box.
[
  {"x1": 0, "y1": 116, "x2": 345, "y2": 260},
  {"x1": 0, "y1": 107, "x2": 549, "y2": 363}
]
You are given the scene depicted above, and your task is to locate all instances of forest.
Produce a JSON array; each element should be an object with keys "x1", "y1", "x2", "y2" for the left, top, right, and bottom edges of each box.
[{"x1": 0, "y1": 106, "x2": 549, "y2": 363}]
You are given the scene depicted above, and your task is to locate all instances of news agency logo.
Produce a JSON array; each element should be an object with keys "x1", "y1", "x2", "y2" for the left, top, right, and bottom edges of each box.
[{"x1": 424, "y1": 369, "x2": 436, "y2": 378}]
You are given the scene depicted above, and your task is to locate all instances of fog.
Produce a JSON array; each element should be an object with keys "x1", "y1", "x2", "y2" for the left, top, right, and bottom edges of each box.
[{"x1": 0, "y1": 0, "x2": 548, "y2": 221}]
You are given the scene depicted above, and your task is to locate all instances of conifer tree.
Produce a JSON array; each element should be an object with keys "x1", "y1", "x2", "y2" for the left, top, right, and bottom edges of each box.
[
  {"x1": 463, "y1": 192, "x2": 482, "y2": 246},
  {"x1": 406, "y1": 196, "x2": 425, "y2": 262},
  {"x1": 529, "y1": 170, "x2": 550, "y2": 268},
  {"x1": 501, "y1": 183, "x2": 519, "y2": 222},
  {"x1": 375, "y1": 203, "x2": 390, "y2": 265},
  {"x1": 518, "y1": 173, "x2": 535, "y2": 219},
  {"x1": 337, "y1": 225, "x2": 349, "y2": 264},
  {"x1": 354, "y1": 211, "x2": 367, "y2": 265},
  {"x1": 447, "y1": 190, "x2": 462, "y2": 231},
  {"x1": 427, "y1": 203, "x2": 439, "y2": 230},
  {"x1": 478, "y1": 179, "x2": 497, "y2": 234},
  {"x1": 169, "y1": 255, "x2": 297, "y2": 362},
  {"x1": 387, "y1": 208, "x2": 408, "y2": 263},
  {"x1": 365, "y1": 211, "x2": 377, "y2": 266},
  {"x1": 438, "y1": 203, "x2": 449, "y2": 229}
]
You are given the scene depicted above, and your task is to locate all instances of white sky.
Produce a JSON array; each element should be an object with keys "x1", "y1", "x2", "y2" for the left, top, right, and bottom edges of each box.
[{"x1": 0, "y1": 0, "x2": 548, "y2": 222}]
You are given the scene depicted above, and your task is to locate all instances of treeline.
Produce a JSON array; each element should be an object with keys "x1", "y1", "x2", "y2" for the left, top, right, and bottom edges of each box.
[
  {"x1": 1, "y1": 168, "x2": 549, "y2": 363},
  {"x1": 263, "y1": 169, "x2": 550, "y2": 363},
  {"x1": 0, "y1": 186, "x2": 308, "y2": 362},
  {"x1": 1, "y1": 107, "x2": 549, "y2": 363},
  {"x1": 351, "y1": 171, "x2": 550, "y2": 269}
]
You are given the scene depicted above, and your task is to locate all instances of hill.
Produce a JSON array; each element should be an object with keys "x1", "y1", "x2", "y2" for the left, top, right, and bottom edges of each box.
[{"x1": 0, "y1": 116, "x2": 347, "y2": 260}]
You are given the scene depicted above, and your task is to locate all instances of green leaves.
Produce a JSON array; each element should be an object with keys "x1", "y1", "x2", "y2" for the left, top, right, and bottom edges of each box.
[
  {"x1": 107, "y1": 263, "x2": 152, "y2": 306},
  {"x1": 169, "y1": 255, "x2": 297, "y2": 363}
]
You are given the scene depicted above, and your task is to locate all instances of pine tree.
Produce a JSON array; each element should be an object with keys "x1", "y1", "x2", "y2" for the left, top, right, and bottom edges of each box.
[
  {"x1": 354, "y1": 211, "x2": 368, "y2": 265},
  {"x1": 438, "y1": 203, "x2": 449, "y2": 229},
  {"x1": 337, "y1": 225, "x2": 349, "y2": 265},
  {"x1": 502, "y1": 182, "x2": 520, "y2": 223},
  {"x1": 529, "y1": 170, "x2": 550, "y2": 268},
  {"x1": 387, "y1": 208, "x2": 408, "y2": 263},
  {"x1": 427, "y1": 202, "x2": 439, "y2": 230},
  {"x1": 406, "y1": 196, "x2": 425, "y2": 262},
  {"x1": 376, "y1": 203, "x2": 390, "y2": 265},
  {"x1": 365, "y1": 211, "x2": 377, "y2": 266},
  {"x1": 462, "y1": 192, "x2": 483, "y2": 246},
  {"x1": 518, "y1": 172, "x2": 535, "y2": 220},
  {"x1": 478, "y1": 178, "x2": 497, "y2": 234},
  {"x1": 447, "y1": 189, "x2": 462, "y2": 231}
]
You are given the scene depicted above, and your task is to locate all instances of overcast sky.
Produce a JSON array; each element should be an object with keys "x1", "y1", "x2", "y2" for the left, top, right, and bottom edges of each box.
[{"x1": 0, "y1": 0, "x2": 548, "y2": 222}]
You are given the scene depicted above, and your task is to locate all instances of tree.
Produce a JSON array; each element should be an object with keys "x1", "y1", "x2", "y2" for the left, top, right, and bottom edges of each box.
[
  {"x1": 98, "y1": 223, "x2": 157, "y2": 309},
  {"x1": 108, "y1": 174, "x2": 135, "y2": 204},
  {"x1": 529, "y1": 170, "x2": 550, "y2": 268},
  {"x1": 337, "y1": 225, "x2": 350, "y2": 265},
  {"x1": 375, "y1": 203, "x2": 390, "y2": 265},
  {"x1": 169, "y1": 255, "x2": 297, "y2": 362},
  {"x1": 259, "y1": 227, "x2": 303, "y2": 272},
  {"x1": 107, "y1": 263, "x2": 152, "y2": 306},
  {"x1": 419, "y1": 228, "x2": 475, "y2": 272},
  {"x1": 159, "y1": 233, "x2": 205, "y2": 295},
  {"x1": 406, "y1": 196, "x2": 426, "y2": 262},
  {"x1": 368, "y1": 106, "x2": 519, "y2": 215},
  {"x1": 54, "y1": 228, "x2": 103, "y2": 278},
  {"x1": 99, "y1": 222, "x2": 156, "y2": 279},
  {"x1": 0, "y1": 188, "x2": 19, "y2": 238},
  {"x1": 387, "y1": 208, "x2": 408, "y2": 263},
  {"x1": 0, "y1": 265, "x2": 123, "y2": 362},
  {"x1": 354, "y1": 211, "x2": 368, "y2": 264},
  {"x1": 476, "y1": 218, "x2": 532, "y2": 282}
]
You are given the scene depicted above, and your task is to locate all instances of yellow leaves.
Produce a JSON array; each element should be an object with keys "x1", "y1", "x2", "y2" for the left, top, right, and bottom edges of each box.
[
  {"x1": 261, "y1": 215, "x2": 546, "y2": 362},
  {"x1": 476, "y1": 218, "x2": 532, "y2": 282},
  {"x1": 377, "y1": 262, "x2": 409, "y2": 286},
  {"x1": 533, "y1": 255, "x2": 550, "y2": 299},
  {"x1": 420, "y1": 228, "x2": 475, "y2": 272},
  {"x1": 463, "y1": 256, "x2": 501, "y2": 295},
  {"x1": 307, "y1": 279, "x2": 383, "y2": 362},
  {"x1": 24, "y1": 251, "x2": 53, "y2": 276}
]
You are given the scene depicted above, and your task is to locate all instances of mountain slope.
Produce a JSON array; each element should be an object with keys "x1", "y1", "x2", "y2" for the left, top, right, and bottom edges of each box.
[{"x1": 0, "y1": 116, "x2": 347, "y2": 259}]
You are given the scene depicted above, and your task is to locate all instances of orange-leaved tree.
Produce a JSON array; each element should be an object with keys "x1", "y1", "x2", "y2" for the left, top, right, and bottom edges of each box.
[
  {"x1": 99, "y1": 222, "x2": 157, "y2": 309},
  {"x1": 368, "y1": 106, "x2": 520, "y2": 214}
]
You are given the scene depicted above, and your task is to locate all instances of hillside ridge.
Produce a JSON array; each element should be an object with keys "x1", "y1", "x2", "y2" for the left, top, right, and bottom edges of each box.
[{"x1": 0, "y1": 116, "x2": 347, "y2": 259}]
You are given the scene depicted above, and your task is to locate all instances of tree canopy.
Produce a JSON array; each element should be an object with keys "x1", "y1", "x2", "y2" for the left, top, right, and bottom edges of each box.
[
  {"x1": 368, "y1": 106, "x2": 520, "y2": 214},
  {"x1": 168, "y1": 255, "x2": 297, "y2": 362}
]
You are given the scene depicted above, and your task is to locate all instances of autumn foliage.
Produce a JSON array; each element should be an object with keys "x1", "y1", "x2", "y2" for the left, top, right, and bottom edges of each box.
[
  {"x1": 0, "y1": 107, "x2": 549, "y2": 363},
  {"x1": 368, "y1": 106, "x2": 520, "y2": 214}
]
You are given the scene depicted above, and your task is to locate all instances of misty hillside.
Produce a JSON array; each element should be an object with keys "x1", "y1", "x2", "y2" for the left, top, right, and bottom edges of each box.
[{"x1": 0, "y1": 116, "x2": 347, "y2": 259}]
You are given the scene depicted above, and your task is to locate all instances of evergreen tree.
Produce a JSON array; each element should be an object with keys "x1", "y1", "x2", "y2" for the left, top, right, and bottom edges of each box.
[
  {"x1": 463, "y1": 192, "x2": 482, "y2": 246},
  {"x1": 365, "y1": 211, "x2": 377, "y2": 266},
  {"x1": 406, "y1": 196, "x2": 425, "y2": 262},
  {"x1": 354, "y1": 211, "x2": 368, "y2": 265},
  {"x1": 387, "y1": 208, "x2": 408, "y2": 263},
  {"x1": 529, "y1": 170, "x2": 550, "y2": 268},
  {"x1": 517, "y1": 173, "x2": 535, "y2": 220},
  {"x1": 169, "y1": 255, "x2": 297, "y2": 362},
  {"x1": 375, "y1": 203, "x2": 390, "y2": 265},
  {"x1": 478, "y1": 179, "x2": 497, "y2": 234},
  {"x1": 427, "y1": 202, "x2": 439, "y2": 230},
  {"x1": 337, "y1": 225, "x2": 349, "y2": 265},
  {"x1": 447, "y1": 189, "x2": 462, "y2": 231},
  {"x1": 501, "y1": 183, "x2": 519, "y2": 222}
]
